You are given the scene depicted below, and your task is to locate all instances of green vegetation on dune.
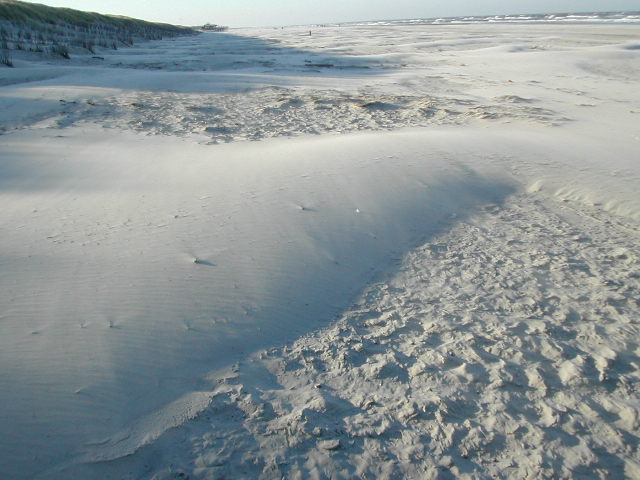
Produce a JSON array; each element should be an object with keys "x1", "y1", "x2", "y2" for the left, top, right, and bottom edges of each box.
[
  {"x1": 0, "y1": 0, "x2": 191, "y2": 32},
  {"x1": 0, "y1": 0, "x2": 196, "y2": 65}
]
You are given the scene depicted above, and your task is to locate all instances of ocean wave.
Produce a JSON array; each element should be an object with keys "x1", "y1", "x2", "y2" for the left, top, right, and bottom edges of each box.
[{"x1": 337, "y1": 11, "x2": 640, "y2": 27}]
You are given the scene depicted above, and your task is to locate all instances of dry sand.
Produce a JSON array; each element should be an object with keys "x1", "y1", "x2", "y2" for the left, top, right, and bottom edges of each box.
[{"x1": 1, "y1": 22, "x2": 639, "y2": 479}]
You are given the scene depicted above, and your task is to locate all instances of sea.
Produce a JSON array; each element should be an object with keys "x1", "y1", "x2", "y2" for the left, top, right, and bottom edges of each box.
[{"x1": 336, "y1": 11, "x2": 640, "y2": 27}]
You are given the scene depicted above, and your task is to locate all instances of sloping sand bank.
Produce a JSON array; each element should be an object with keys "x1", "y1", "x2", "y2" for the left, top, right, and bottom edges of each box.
[
  {"x1": 1, "y1": 125, "x2": 638, "y2": 479},
  {"x1": 1, "y1": 22, "x2": 639, "y2": 479}
]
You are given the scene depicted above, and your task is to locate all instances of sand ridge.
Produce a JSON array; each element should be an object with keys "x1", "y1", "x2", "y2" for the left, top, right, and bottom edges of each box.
[
  {"x1": 97, "y1": 191, "x2": 640, "y2": 480},
  {"x1": 1, "y1": 21, "x2": 640, "y2": 480}
]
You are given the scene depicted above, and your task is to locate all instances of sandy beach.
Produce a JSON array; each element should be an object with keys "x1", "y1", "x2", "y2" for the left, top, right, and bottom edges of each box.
[{"x1": 1, "y1": 19, "x2": 639, "y2": 479}]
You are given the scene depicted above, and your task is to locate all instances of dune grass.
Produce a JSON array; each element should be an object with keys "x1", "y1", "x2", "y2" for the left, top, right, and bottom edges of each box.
[
  {"x1": 0, "y1": 0, "x2": 191, "y2": 32},
  {"x1": 0, "y1": 0, "x2": 195, "y2": 62}
]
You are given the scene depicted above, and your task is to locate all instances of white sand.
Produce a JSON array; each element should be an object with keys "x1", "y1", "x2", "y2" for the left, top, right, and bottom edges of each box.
[{"x1": 1, "y1": 23, "x2": 639, "y2": 479}]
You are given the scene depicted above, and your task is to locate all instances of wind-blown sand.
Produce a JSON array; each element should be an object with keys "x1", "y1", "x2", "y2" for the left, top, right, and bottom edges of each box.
[{"x1": 1, "y1": 22, "x2": 639, "y2": 479}]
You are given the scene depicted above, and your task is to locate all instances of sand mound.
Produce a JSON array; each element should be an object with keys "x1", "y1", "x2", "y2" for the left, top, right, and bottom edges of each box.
[{"x1": 1, "y1": 21, "x2": 639, "y2": 479}]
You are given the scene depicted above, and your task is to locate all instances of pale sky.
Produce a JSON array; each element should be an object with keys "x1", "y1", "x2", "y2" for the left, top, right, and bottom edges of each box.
[{"x1": 33, "y1": 1, "x2": 640, "y2": 27}]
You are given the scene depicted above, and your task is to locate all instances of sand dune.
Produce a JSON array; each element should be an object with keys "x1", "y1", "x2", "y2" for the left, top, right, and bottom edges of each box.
[{"x1": 1, "y1": 21, "x2": 639, "y2": 479}]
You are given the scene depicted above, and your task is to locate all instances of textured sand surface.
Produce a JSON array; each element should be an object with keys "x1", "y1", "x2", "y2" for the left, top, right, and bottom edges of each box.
[{"x1": 1, "y1": 22, "x2": 639, "y2": 479}]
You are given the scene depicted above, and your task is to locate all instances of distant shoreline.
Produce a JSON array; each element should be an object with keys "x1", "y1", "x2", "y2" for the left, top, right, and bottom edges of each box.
[{"x1": 322, "y1": 11, "x2": 640, "y2": 28}]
